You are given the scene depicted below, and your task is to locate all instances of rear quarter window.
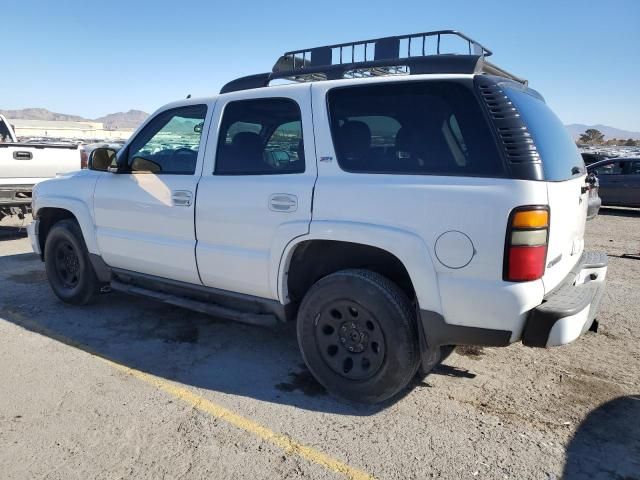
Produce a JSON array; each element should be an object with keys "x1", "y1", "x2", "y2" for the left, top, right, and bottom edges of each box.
[
  {"x1": 503, "y1": 86, "x2": 584, "y2": 181},
  {"x1": 327, "y1": 80, "x2": 505, "y2": 177}
]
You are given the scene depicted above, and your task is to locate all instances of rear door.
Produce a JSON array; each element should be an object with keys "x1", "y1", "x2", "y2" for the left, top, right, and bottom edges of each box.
[
  {"x1": 195, "y1": 85, "x2": 316, "y2": 300},
  {"x1": 619, "y1": 160, "x2": 640, "y2": 207}
]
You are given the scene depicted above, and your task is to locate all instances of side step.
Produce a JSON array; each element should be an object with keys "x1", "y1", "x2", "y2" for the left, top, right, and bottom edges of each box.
[{"x1": 110, "y1": 280, "x2": 279, "y2": 327}]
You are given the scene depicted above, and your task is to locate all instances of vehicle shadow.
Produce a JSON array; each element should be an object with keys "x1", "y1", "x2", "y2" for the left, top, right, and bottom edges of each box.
[
  {"x1": 0, "y1": 252, "x2": 468, "y2": 415},
  {"x1": 563, "y1": 395, "x2": 640, "y2": 479},
  {"x1": 599, "y1": 207, "x2": 640, "y2": 218}
]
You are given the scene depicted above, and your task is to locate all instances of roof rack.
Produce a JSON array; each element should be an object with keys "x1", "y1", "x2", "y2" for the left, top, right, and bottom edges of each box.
[{"x1": 220, "y1": 30, "x2": 526, "y2": 94}]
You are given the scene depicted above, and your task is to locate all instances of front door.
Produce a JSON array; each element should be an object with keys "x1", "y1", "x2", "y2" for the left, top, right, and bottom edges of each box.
[{"x1": 93, "y1": 104, "x2": 210, "y2": 284}]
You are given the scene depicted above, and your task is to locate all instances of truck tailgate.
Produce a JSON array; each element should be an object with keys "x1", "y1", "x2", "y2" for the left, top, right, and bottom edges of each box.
[{"x1": 0, "y1": 144, "x2": 81, "y2": 179}]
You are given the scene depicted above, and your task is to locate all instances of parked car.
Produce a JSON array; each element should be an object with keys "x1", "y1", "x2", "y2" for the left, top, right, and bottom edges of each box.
[
  {"x1": 581, "y1": 152, "x2": 609, "y2": 166},
  {"x1": 587, "y1": 157, "x2": 640, "y2": 207},
  {"x1": 27, "y1": 30, "x2": 607, "y2": 404},
  {"x1": 0, "y1": 114, "x2": 82, "y2": 221}
]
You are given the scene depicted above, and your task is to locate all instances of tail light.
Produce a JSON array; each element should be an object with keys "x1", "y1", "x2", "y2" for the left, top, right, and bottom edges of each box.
[
  {"x1": 503, "y1": 206, "x2": 549, "y2": 282},
  {"x1": 80, "y1": 149, "x2": 88, "y2": 169}
]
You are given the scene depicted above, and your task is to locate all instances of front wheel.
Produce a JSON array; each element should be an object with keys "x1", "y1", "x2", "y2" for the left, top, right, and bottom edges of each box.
[
  {"x1": 44, "y1": 219, "x2": 99, "y2": 305},
  {"x1": 297, "y1": 269, "x2": 420, "y2": 404}
]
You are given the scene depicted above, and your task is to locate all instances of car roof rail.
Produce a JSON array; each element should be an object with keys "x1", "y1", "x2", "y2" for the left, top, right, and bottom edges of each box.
[{"x1": 220, "y1": 30, "x2": 527, "y2": 94}]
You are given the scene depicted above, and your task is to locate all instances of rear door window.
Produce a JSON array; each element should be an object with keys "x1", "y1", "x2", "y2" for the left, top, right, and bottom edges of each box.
[
  {"x1": 215, "y1": 98, "x2": 304, "y2": 175},
  {"x1": 627, "y1": 161, "x2": 640, "y2": 174},
  {"x1": 327, "y1": 81, "x2": 505, "y2": 176},
  {"x1": 503, "y1": 86, "x2": 584, "y2": 181}
]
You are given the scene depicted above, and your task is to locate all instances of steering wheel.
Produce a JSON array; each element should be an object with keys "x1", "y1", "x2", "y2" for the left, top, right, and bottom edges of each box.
[{"x1": 174, "y1": 147, "x2": 197, "y2": 157}]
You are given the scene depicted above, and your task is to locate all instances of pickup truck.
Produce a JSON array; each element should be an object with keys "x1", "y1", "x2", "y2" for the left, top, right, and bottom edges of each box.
[
  {"x1": 0, "y1": 114, "x2": 82, "y2": 221},
  {"x1": 28, "y1": 31, "x2": 607, "y2": 404}
]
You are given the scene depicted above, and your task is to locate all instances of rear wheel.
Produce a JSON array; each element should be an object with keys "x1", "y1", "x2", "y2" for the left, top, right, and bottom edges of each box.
[
  {"x1": 297, "y1": 269, "x2": 420, "y2": 404},
  {"x1": 44, "y1": 219, "x2": 99, "y2": 305}
]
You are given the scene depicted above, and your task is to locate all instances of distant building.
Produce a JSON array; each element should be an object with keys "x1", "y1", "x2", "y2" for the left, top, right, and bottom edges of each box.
[{"x1": 10, "y1": 119, "x2": 133, "y2": 140}]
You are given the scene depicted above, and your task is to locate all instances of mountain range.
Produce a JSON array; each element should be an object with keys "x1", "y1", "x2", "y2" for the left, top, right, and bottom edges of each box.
[
  {"x1": 0, "y1": 108, "x2": 149, "y2": 130},
  {"x1": 565, "y1": 124, "x2": 640, "y2": 141},
  {"x1": 2, "y1": 108, "x2": 639, "y2": 139}
]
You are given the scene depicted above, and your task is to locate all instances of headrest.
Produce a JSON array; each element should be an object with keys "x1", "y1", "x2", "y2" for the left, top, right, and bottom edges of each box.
[
  {"x1": 232, "y1": 131, "x2": 263, "y2": 152},
  {"x1": 339, "y1": 121, "x2": 371, "y2": 154}
]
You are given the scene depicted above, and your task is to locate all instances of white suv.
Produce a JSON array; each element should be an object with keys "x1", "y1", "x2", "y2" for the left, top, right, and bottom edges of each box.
[{"x1": 27, "y1": 31, "x2": 607, "y2": 403}]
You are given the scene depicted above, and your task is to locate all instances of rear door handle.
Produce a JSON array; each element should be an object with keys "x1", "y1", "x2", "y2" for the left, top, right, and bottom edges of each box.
[
  {"x1": 171, "y1": 190, "x2": 193, "y2": 207},
  {"x1": 269, "y1": 193, "x2": 298, "y2": 212}
]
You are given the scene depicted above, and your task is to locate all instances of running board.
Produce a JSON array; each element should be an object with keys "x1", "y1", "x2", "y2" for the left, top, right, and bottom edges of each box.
[{"x1": 110, "y1": 280, "x2": 279, "y2": 327}]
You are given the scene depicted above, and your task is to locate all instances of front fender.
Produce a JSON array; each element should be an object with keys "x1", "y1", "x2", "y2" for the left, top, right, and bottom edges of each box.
[
  {"x1": 275, "y1": 220, "x2": 442, "y2": 314},
  {"x1": 36, "y1": 195, "x2": 99, "y2": 254}
]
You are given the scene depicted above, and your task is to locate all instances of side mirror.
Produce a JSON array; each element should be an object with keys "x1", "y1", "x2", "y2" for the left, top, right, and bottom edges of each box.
[
  {"x1": 89, "y1": 147, "x2": 118, "y2": 172},
  {"x1": 272, "y1": 150, "x2": 291, "y2": 164}
]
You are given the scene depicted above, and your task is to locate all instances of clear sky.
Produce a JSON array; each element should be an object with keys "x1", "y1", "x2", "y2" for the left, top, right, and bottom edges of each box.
[{"x1": 2, "y1": 0, "x2": 639, "y2": 130}]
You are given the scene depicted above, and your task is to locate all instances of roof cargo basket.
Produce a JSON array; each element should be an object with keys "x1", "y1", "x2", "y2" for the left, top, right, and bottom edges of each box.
[{"x1": 221, "y1": 30, "x2": 526, "y2": 94}]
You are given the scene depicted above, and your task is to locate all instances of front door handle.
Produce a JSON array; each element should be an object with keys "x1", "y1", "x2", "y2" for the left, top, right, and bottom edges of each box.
[
  {"x1": 172, "y1": 190, "x2": 193, "y2": 207},
  {"x1": 269, "y1": 193, "x2": 298, "y2": 212}
]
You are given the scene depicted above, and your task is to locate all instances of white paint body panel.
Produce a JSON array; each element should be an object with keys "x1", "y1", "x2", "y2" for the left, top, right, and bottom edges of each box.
[
  {"x1": 92, "y1": 99, "x2": 216, "y2": 284},
  {"x1": 195, "y1": 84, "x2": 317, "y2": 299},
  {"x1": 27, "y1": 74, "x2": 597, "y2": 347},
  {"x1": 542, "y1": 176, "x2": 589, "y2": 293},
  {"x1": 93, "y1": 173, "x2": 202, "y2": 284},
  {"x1": 30, "y1": 169, "x2": 101, "y2": 253}
]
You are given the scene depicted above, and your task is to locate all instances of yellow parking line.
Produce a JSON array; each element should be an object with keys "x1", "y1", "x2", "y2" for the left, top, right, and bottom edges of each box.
[{"x1": 3, "y1": 311, "x2": 376, "y2": 480}]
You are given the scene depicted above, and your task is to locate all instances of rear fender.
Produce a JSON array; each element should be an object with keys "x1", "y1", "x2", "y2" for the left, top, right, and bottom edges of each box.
[{"x1": 276, "y1": 220, "x2": 442, "y2": 313}]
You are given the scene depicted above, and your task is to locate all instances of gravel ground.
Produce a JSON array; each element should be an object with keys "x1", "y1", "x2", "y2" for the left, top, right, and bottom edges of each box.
[{"x1": 0, "y1": 210, "x2": 638, "y2": 480}]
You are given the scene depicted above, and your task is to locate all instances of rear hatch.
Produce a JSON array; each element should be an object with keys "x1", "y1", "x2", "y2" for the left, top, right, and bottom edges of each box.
[
  {"x1": 545, "y1": 177, "x2": 588, "y2": 291},
  {"x1": 503, "y1": 84, "x2": 588, "y2": 293}
]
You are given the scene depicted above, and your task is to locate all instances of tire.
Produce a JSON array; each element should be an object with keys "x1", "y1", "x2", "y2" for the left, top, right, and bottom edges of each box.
[
  {"x1": 416, "y1": 345, "x2": 455, "y2": 381},
  {"x1": 44, "y1": 219, "x2": 99, "y2": 305},
  {"x1": 296, "y1": 269, "x2": 420, "y2": 404}
]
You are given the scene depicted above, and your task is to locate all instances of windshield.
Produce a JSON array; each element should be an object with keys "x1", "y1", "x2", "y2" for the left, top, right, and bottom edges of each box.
[
  {"x1": 0, "y1": 120, "x2": 13, "y2": 142},
  {"x1": 504, "y1": 86, "x2": 584, "y2": 181}
]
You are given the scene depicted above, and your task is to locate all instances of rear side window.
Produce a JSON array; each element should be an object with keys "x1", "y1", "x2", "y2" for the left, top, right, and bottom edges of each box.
[
  {"x1": 504, "y1": 86, "x2": 584, "y2": 181},
  {"x1": 327, "y1": 81, "x2": 504, "y2": 176},
  {"x1": 215, "y1": 98, "x2": 304, "y2": 175}
]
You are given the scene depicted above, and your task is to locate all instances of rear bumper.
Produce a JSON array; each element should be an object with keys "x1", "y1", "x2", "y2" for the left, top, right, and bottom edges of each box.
[
  {"x1": 0, "y1": 184, "x2": 34, "y2": 206},
  {"x1": 522, "y1": 251, "x2": 608, "y2": 347}
]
